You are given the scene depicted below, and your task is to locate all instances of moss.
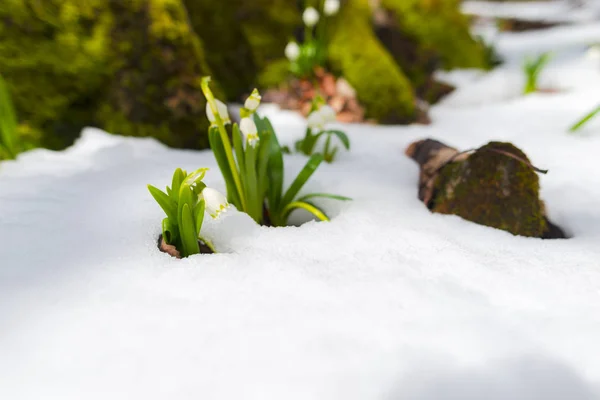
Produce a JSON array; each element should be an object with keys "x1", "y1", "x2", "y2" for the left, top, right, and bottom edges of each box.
[
  {"x1": 432, "y1": 142, "x2": 547, "y2": 237},
  {"x1": 0, "y1": 0, "x2": 110, "y2": 149},
  {"x1": 184, "y1": 0, "x2": 299, "y2": 100},
  {"x1": 258, "y1": 59, "x2": 292, "y2": 90},
  {"x1": 380, "y1": 0, "x2": 487, "y2": 70},
  {"x1": 98, "y1": 0, "x2": 218, "y2": 150},
  {"x1": 328, "y1": 0, "x2": 416, "y2": 123}
]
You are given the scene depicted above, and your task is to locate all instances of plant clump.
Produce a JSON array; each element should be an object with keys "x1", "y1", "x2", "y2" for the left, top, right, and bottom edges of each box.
[{"x1": 201, "y1": 77, "x2": 350, "y2": 227}]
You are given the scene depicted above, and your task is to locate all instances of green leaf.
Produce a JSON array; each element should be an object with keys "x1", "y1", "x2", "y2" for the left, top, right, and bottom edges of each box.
[
  {"x1": 148, "y1": 185, "x2": 177, "y2": 221},
  {"x1": 180, "y1": 203, "x2": 200, "y2": 257},
  {"x1": 170, "y1": 168, "x2": 185, "y2": 202},
  {"x1": 322, "y1": 129, "x2": 350, "y2": 150},
  {"x1": 324, "y1": 146, "x2": 338, "y2": 163},
  {"x1": 570, "y1": 105, "x2": 600, "y2": 132},
  {"x1": 256, "y1": 115, "x2": 284, "y2": 213},
  {"x1": 280, "y1": 153, "x2": 324, "y2": 209},
  {"x1": 232, "y1": 123, "x2": 246, "y2": 179},
  {"x1": 194, "y1": 199, "x2": 206, "y2": 237},
  {"x1": 297, "y1": 193, "x2": 352, "y2": 202},
  {"x1": 244, "y1": 143, "x2": 261, "y2": 223},
  {"x1": 209, "y1": 126, "x2": 241, "y2": 209},
  {"x1": 0, "y1": 74, "x2": 18, "y2": 159},
  {"x1": 256, "y1": 132, "x2": 271, "y2": 215},
  {"x1": 177, "y1": 185, "x2": 195, "y2": 234},
  {"x1": 162, "y1": 218, "x2": 178, "y2": 244},
  {"x1": 281, "y1": 200, "x2": 330, "y2": 224}
]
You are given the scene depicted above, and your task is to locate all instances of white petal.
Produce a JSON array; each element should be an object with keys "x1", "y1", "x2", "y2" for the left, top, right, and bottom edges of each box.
[
  {"x1": 303, "y1": 7, "x2": 320, "y2": 27},
  {"x1": 319, "y1": 105, "x2": 337, "y2": 124},
  {"x1": 201, "y1": 187, "x2": 230, "y2": 219},
  {"x1": 285, "y1": 42, "x2": 300, "y2": 61},
  {"x1": 324, "y1": 0, "x2": 340, "y2": 16},
  {"x1": 240, "y1": 117, "x2": 259, "y2": 147},
  {"x1": 244, "y1": 89, "x2": 262, "y2": 112},
  {"x1": 205, "y1": 99, "x2": 231, "y2": 125},
  {"x1": 307, "y1": 110, "x2": 325, "y2": 130}
]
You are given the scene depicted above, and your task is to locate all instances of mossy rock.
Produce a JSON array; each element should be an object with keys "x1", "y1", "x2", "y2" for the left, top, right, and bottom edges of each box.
[
  {"x1": 98, "y1": 0, "x2": 218, "y2": 150},
  {"x1": 328, "y1": 0, "x2": 416, "y2": 123},
  {"x1": 184, "y1": 0, "x2": 299, "y2": 101},
  {"x1": 380, "y1": 0, "x2": 487, "y2": 70},
  {"x1": 432, "y1": 142, "x2": 547, "y2": 237},
  {"x1": 0, "y1": 0, "x2": 110, "y2": 150}
]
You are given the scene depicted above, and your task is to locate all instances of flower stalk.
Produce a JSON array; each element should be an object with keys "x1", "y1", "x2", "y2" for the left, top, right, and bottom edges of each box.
[{"x1": 201, "y1": 77, "x2": 247, "y2": 212}]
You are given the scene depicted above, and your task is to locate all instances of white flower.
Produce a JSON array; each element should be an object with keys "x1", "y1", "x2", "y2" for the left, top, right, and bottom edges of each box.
[
  {"x1": 244, "y1": 89, "x2": 262, "y2": 112},
  {"x1": 240, "y1": 117, "x2": 259, "y2": 147},
  {"x1": 205, "y1": 99, "x2": 231, "y2": 126},
  {"x1": 285, "y1": 42, "x2": 300, "y2": 61},
  {"x1": 303, "y1": 7, "x2": 320, "y2": 27},
  {"x1": 324, "y1": 0, "x2": 340, "y2": 16},
  {"x1": 319, "y1": 105, "x2": 337, "y2": 124},
  {"x1": 307, "y1": 109, "x2": 326, "y2": 130},
  {"x1": 201, "y1": 187, "x2": 230, "y2": 219},
  {"x1": 307, "y1": 105, "x2": 337, "y2": 130}
]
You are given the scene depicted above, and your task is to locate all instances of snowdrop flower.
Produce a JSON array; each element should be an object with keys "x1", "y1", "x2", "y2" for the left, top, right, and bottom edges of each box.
[
  {"x1": 240, "y1": 117, "x2": 259, "y2": 147},
  {"x1": 205, "y1": 99, "x2": 231, "y2": 126},
  {"x1": 324, "y1": 0, "x2": 340, "y2": 16},
  {"x1": 303, "y1": 7, "x2": 320, "y2": 27},
  {"x1": 307, "y1": 109, "x2": 326, "y2": 130},
  {"x1": 201, "y1": 187, "x2": 230, "y2": 219},
  {"x1": 285, "y1": 41, "x2": 300, "y2": 61},
  {"x1": 307, "y1": 105, "x2": 337, "y2": 130},
  {"x1": 319, "y1": 105, "x2": 337, "y2": 124},
  {"x1": 244, "y1": 89, "x2": 262, "y2": 112}
]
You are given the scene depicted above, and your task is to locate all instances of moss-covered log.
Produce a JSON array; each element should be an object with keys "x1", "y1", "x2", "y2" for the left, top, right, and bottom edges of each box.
[{"x1": 406, "y1": 139, "x2": 566, "y2": 239}]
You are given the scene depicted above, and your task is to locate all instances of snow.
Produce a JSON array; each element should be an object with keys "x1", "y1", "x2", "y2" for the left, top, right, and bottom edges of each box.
[
  {"x1": 463, "y1": 0, "x2": 600, "y2": 23},
  {"x1": 2, "y1": 13, "x2": 600, "y2": 400}
]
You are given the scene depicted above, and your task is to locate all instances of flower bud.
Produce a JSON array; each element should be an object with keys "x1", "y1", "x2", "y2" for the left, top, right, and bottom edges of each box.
[
  {"x1": 240, "y1": 117, "x2": 259, "y2": 147},
  {"x1": 244, "y1": 89, "x2": 262, "y2": 112},
  {"x1": 285, "y1": 42, "x2": 301, "y2": 62},
  {"x1": 303, "y1": 7, "x2": 320, "y2": 27},
  {"x1": 205, "y1": 99, "x2": 231, "y2": 126},
  {"x1": 324, "y1": 0, "x2": 340, "y2": 16}
]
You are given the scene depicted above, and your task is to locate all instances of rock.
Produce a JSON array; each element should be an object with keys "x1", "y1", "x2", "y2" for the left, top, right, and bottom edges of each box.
[{"x1": 406, "y1": 139, "x2": 566, "y2": 239}]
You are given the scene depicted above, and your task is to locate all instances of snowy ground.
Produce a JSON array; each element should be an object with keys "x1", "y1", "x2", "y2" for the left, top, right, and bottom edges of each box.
[
  {"x1": 463, "y1": 0, "x2": 600, "y2": 23},
  {"x1": 1, "y1": 13, "x2": 600, "y2": 400}
]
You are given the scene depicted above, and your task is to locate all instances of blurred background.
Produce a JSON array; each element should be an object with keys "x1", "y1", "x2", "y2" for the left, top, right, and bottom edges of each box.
[{"x1": 0, "y1": 0, "x2": 598, "y2": 159}]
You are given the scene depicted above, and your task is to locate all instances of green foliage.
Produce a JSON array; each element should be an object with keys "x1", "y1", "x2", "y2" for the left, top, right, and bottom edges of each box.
[
  {"x1": 148, "y1": 168, "x2": 217, "y2": 258},
  {"x1": 284, "y1": 2, "x2": 339, "y2": 79},
  {"x1": 296, "y1": 128, "x2": 350, "y2": 163},
  {"x1": 380, "y1": 0, "x2": 487, "y2": 70},
  {"x1": 570, "y1": 104, "x2": 600, "y2": 133},
  {"x1": 295, "y1": 101, "x2": 350, "y2": 163},
  {"x1": 0, "y1": 0, "x2": 109, "y2": 150},
  {"x1": 254, "y1": 112, "x2": 351, "y2": 226},
  {"x1": 523, "y1": 52, "x2": 552, "y2": 95},
  {"x1": 202, "y1": 78, "x2": 349, "y2": 226},
  {"x1": 0, "y1": 74, "x2": 19, "y2": 160},
  {"x1": 328, "y1": 0, "x2": 416, "y2": 123}
]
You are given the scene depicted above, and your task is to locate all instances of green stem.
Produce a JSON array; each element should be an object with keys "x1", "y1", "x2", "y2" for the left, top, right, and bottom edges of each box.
[{"x1": 201, "y1": 78, "x2": 247, "y2": 212}]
